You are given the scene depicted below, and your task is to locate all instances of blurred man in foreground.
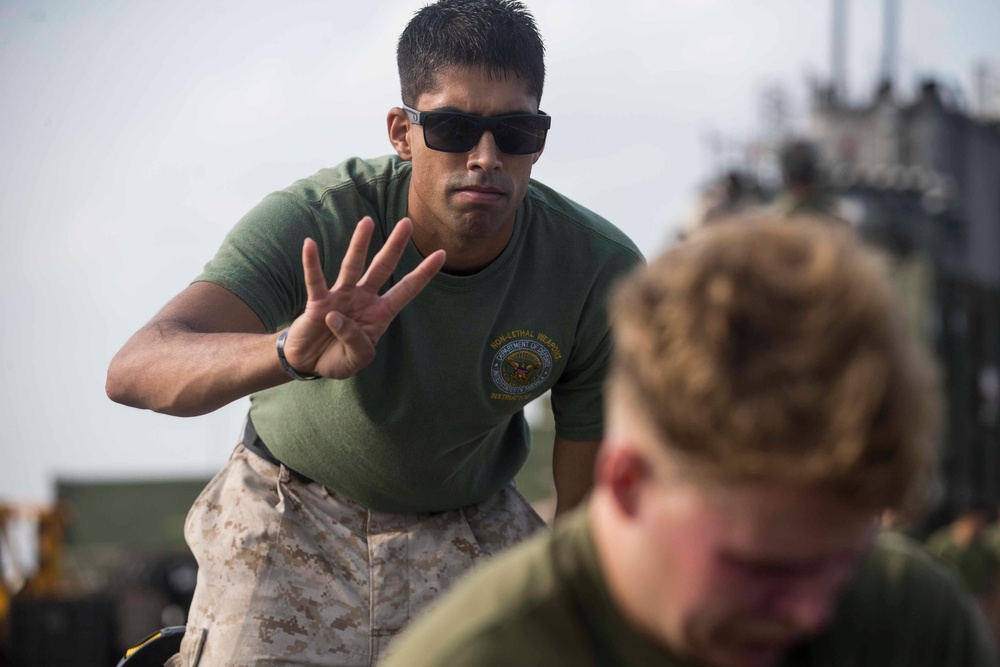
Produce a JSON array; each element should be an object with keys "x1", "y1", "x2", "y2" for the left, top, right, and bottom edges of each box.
[{"x1": 383, "y1": 217, "x2": 998, "y2": 667}]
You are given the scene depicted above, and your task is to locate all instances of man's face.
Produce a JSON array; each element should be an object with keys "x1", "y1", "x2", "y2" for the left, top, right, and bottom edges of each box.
[
  {"x1": 626, "y1": 470, "x2": 877, "y2": 667},
  {"x1": 391, "y1": 66, "x2": 542, "y2": 271}
]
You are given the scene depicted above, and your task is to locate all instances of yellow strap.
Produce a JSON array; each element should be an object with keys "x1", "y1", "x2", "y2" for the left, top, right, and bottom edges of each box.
[{"x1": 124, "y1": 631, "x2": 162, "y2": 659}]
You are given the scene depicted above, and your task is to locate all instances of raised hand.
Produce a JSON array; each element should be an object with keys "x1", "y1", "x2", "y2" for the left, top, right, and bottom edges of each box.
[{"x1": 281, "y1": 216, "x2": 446, "y2": 380}]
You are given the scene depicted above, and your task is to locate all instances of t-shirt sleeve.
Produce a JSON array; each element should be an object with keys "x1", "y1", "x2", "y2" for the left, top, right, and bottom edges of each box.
[
  {"x1": 921, "y1": 580, "x2": 999, "y2": 667},
  {"x1": 821, "y1": 533, "x2": 1000, "y2": 666},
  {"x1": 194, "y1": 191, "x2": 341, "y2": 333},
  {"x1": 887, "y1": 537, "x2": 999, "y2": 667},
  {"x1": 550, "y1": 251, "x2": 642, "y2": 442},
  {"x1": 549, "y1": 328, "x2": 613, "y2": 442}
]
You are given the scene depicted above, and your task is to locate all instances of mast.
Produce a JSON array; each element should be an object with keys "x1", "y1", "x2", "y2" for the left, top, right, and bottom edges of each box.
[
  {"x1": 831, "y1": 0, "x2": 848, "y2": 100},
  {"x1": 880, "y1": 0, "x2": 899, "y2": 88}
]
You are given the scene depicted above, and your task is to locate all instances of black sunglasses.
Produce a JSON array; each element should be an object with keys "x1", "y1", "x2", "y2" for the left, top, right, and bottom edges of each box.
[{"x1": 401, "y1": 104, "x2": 551, "y2": 155}]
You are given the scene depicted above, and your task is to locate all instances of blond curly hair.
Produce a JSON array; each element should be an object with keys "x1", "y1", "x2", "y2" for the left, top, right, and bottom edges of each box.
[{"x1": 609, "y1": 216, "x2": 940, "y2": 511}]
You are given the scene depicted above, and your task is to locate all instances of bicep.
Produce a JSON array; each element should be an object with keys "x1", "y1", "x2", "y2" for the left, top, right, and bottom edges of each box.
[{"x1": 148, "y1": 281, "x2": 267, "y2": 335}]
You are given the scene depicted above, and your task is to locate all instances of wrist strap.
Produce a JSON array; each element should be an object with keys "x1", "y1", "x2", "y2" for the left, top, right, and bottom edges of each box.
[{"x1": 276, "y1": 330, "x2": 321, "y2": 381}]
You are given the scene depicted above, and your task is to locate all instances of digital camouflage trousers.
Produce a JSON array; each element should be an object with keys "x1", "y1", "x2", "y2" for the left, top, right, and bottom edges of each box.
[{"x1": 178, "y1": 444, "x2": 545, "y2": 666}]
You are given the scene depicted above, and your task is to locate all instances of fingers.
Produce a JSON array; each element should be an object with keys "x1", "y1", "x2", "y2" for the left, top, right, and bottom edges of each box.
[
  {"x1": 357, "y1": 217, "x2": 414, "y2": 291},
  {"x1": 312, "y1": 216, "x2": 443, "y2": 318},
  {"x1": 302, "y1": 238, "x2": 331, "y2": 303},
  {"x1": 334, "y1": 217, "x2": 376, "y2": 290},
  {"x1": 381, "y1": 249, "x2": 447, "y2": 316}
]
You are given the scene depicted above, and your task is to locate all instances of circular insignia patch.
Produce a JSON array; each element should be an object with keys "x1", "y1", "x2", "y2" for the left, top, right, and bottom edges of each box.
[{"x1": 491, "y1": 339, "x2": 553, "y2": 395}]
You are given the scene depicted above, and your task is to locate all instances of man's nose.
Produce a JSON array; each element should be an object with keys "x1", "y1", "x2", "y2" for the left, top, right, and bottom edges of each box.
[{"x1": 467, "y1": 130, "x2": 503, "y2": 171}]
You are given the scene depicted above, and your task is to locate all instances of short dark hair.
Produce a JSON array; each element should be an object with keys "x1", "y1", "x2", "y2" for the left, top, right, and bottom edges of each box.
[{"x1": 397, "y1": 0, "x2": 545, "y2": 106}]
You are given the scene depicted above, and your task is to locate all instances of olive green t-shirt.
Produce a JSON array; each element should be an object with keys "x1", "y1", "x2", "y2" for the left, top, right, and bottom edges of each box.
[
  {"x1": 383, "y1": 509, "x2": 999, "y2": 667},
  {"x1": 196, "y1": 155, "x2": 642, "y2": 512}
]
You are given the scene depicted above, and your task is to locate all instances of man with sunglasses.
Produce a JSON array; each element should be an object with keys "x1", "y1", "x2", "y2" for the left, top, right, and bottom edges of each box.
[{"x1": 106, "y1": 0, "x2": 641, "y2": 665}]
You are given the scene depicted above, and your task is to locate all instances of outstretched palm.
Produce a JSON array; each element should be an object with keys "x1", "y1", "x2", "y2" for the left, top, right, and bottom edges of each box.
[{"x1": 282, "y1": 216, "x2": 446, "y2": 380}]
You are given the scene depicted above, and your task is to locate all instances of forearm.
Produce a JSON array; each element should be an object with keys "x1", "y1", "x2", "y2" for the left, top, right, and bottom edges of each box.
[
  {"x1": 106, "y1": 320, "x2": 288, "y2": 417},
  {"x1": 106, "y1": 221, "x2": 443, "y2": 417}
]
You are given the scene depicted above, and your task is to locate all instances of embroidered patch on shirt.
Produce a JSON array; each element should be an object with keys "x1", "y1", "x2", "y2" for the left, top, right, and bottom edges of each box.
[{"x1": 490, "y1": 338, "x2": 553, "y2": 398}]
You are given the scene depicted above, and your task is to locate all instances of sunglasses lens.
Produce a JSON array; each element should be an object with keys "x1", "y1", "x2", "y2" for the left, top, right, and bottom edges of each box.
[
  {"x1": 418, "y1": 111, "x2": 549, "y2": 154},
  {"x1": 422, "y1": 113, "x2": 482, "y2": 152},
  {"x1": 493, "y1": 117, "x2": 548, "y2": 155}
]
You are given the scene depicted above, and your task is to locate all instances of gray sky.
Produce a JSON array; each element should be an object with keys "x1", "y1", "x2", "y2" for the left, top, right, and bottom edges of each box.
[{"x1": 2, "y1": 0, "x2": 998, "y2": 501}]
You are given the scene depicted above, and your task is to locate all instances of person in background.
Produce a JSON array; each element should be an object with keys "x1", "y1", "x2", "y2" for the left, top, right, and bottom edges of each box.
[
  {"x1": 698, "y1": 170, "x2": 764, "y2": 225},
  {"x1": 985, "y1": 504, "x2": 1000, "y2": 559},
  {"x1": 772, "y1": 139, "x2": 851, "y2": 227},
  {"x1": 986, "y1": 504, "x2": 1000, "y2": 642},
  {"x1": 382, "y1": 216, "x2": 997, "y2": 667},
  {"x1": 926, "y1": 501, "x2": 1000, "y2": 599},
  {"x1": 105, "y1": 1, "x2": 641, "y2": 664},
  {"x1": 926, "y1": 500, "x2": 1000, "y2": 644}
]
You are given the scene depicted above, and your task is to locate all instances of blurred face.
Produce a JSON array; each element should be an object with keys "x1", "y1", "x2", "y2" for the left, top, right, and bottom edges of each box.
[
  {"x1": 388, "y1": 66, "x2": 542, "y2": 272},
  {"x1": 600, "y1": 453, "x2": 878, "y2": 667},
  {"x1": 592, "y1": 436, "x2": 877, "y2": 667}
]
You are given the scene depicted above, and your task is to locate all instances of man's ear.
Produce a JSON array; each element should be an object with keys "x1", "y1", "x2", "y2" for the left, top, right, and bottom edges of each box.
[
  {"x1": 595, "y1": 444, "x2": 651, "y2": 519},
  {"x1": 387, "y1": 108, "x2": 412, "y2": 160}
]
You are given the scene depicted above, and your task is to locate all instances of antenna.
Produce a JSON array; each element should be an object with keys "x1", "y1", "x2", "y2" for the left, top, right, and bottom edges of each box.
[
  {"x1": 973, "y1": 61, "x2": 1000, "y2": 120},
  {"x1": 759, "y1": 84, "x2": 791, "y2": 145},
  {"x1": 880, "y1": 0, "x2": 899, "y2": 87},
  {"x1": 831, "y1": 0, "x2": 848, "y2": 100}
]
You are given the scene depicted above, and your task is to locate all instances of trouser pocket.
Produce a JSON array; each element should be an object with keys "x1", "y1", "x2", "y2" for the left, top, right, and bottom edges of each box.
[{"x1": 177, "y1": 625, "x2": 206, "y2": 667}]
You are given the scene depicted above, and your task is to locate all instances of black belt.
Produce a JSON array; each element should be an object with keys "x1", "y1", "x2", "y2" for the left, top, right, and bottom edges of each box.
[{"x1": 241, "y1": 415, "x2": 316, "y2": 485}]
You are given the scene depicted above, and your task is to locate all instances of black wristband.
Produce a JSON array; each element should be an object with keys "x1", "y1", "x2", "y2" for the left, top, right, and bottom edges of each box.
[{"x1": 276, "y1": 330, "x2": 321, "y2": 381}]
